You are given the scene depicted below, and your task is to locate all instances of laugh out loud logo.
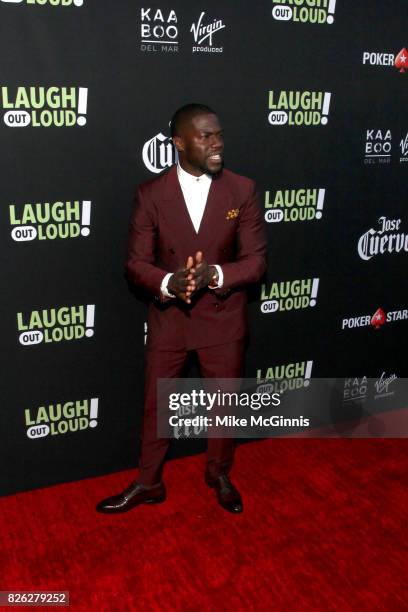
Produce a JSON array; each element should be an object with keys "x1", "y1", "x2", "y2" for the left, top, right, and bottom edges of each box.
[
  {"x1": 268, "y1": 90, "x2": 331, "y2": 126},
  {"x1": 1, "y1": 86, "x2": 88, "y2": 127},
  {"x1": 9, "y1": 200, "x2": 92, "y2": 241},
  {"x1": 17, "y1": 305, "x2": 95, "y2": 345}
]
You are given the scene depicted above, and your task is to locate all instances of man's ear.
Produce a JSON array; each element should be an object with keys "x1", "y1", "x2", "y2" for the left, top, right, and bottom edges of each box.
[{"x1": 173, "y1": 136, "x2": 184, "y2": 153}]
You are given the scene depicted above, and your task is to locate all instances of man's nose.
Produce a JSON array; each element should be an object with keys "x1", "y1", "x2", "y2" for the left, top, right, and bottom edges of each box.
[{"x1": 210, "y1": 134, "x2": 223, "y2": 148}]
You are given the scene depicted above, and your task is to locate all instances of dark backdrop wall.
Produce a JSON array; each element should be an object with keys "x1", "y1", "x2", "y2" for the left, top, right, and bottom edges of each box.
[{"x1": 1, "y1": 0, "x2": 407, "y2": 496}]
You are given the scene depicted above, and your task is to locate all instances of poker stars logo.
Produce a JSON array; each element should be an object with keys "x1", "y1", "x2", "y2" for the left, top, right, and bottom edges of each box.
[
  {"x1": 271, "y1": 0, "x2": 337, "y2": 25},
  {"x1": 268, "y1": 90, "x2": 332, "y2": 126},
  {"x1": 190, "y1": 11, "x2": 226, "y2": 53},
  {"x1": 140, "y1": 8, "x2": 178, "y2": 53},
  {"x1": 143, "y1": 130, "x2": 177, "y2": 173},
  {"x1": 362, "y1": 48, "x2": 408, "y2": 73},
  {"x1": 17, "y1": 304, "x2": 96, "y2": 346},
  {"x1": 256, "y1": 360, "x2": 313, "y2": 393},
  {"x1": 264, "y1": 188, "x2": 325, "y2": 223},
  {"x1": 25, "y1": 398, "x2": 99, "y2": 440},
  {"x1": 1, "y1": 0, "x2": 84, "y2": 6},
  {"x1": 341, "y1": 307, "x2": 408, "y2": 331},
  {"x1": 260, "y1": 278, "x2": 319, "y2": 314},
  {"x1": 1, "y1": 86, "x2": 88, "y2": 127},
  {"x1": 9, "y1": 199, "x2": 92, "y2": 242},
  {"x1": 358, "y1": 216, "x2": 408, "y2": 261}
]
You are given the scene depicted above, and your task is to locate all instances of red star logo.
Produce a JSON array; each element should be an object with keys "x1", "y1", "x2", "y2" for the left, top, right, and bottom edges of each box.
[
  {"x1": 395, "y1": 48, "x2": 408, "y2": 73},
  {"x1": 371, "y1": 308, "x2": 386, "y2": 329}
]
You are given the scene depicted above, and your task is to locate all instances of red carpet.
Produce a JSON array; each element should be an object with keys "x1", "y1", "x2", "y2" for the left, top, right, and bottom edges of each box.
[{"x1": 1, "y1": 439, "x2": 408, "y2": 611}]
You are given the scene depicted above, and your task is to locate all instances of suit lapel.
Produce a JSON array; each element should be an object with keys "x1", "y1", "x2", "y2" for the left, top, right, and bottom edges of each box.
[
  {"x1": 160, "y1": 165, "x2": 197, "y2": 238},
  {"x1": 196, "y1": 171, "x2": 234, "y2": 250},
  {"x1": 159, "y1": 166, "x2": 234, "y2": 253}
]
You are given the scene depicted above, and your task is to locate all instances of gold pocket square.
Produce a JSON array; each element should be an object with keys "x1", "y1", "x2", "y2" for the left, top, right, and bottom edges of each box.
[{"x1": 226, "y1": 208, "x2": 239, "y2": 220}]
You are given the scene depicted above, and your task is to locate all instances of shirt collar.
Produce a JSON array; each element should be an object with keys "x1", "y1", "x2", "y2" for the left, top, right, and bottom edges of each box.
[{"x1": 177, "y1": 162, "x2": 212, "y2": 186}]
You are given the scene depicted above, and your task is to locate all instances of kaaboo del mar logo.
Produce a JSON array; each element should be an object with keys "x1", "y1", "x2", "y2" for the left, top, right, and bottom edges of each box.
[
  {"x1": 342, "y1": 377, "x2": 368, "y2": 403},
  {"x1": 1, "y1": 0, "x2": 84, "y2": 5},
  {"x1": 140, "y1": 8, "x2": 178, "y2": 53},
  {"x1": 364, "y1": 129, "x2": 391, "y2": 165},
  {"x1": 1, "y1": 86, "x2": 88, "y2": 127},
  {"x1": 17, "y1": 304, "x2": 96, "y2": 345},
  {"x1": 271, "y1": 0, "x2": 337, "y2": 25},
  {"x1": 9, "y1": 200, "x2": 92, "y2": 241},
  {"x1": 268, "y1": 90, "x2": 331, "y2": 126}
]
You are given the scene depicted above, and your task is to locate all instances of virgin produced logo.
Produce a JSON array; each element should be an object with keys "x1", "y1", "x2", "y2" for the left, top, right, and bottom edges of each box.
[
  {"x1": 374, "y1": 372, "x2": 397, "y2": 399},
  {"x1": 400, "y1": 133, "x2": 408, "y2": 162},
  {"x1": 191, "y1": 11, "x2": 225, "y2": 53}
]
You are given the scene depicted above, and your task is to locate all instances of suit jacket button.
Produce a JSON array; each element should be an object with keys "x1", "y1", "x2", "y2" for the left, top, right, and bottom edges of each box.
[{"x1": 169, "y1": 248, "x2": 175, "y2": 254}]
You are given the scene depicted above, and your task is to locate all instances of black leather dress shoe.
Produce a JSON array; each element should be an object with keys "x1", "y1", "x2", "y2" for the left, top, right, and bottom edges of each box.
[
  {"x1": 205, "y1": 473, "x2": 243, "y2": 513},
  {"x1": 96, "y1": 480, "x2": 166, "y2": 514}
]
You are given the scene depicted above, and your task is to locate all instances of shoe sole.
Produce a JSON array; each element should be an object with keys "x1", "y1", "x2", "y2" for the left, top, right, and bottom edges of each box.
[
  {"x1": 96, "y1": 492, "x2": 166, "y2": 513},
  {"x1": 144, "y1": 494, "x2": 166, "y2": 504}
]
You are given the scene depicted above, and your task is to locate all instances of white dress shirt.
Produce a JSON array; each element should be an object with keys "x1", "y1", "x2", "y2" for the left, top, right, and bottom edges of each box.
[
  {"x1": 161, "y1": 163, "x2": 223, "y2": 297},
  {"x1": 177, "y1": 161, "x2": 212, "y2": 232}
]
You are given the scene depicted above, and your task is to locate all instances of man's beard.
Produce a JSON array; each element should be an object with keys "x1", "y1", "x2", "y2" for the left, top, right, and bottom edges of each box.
[{"x1": 201, "y1": 159, "x2": 224, "y2": 176}]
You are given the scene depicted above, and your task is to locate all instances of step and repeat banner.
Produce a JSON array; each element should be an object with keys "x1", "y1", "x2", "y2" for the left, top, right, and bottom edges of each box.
[{"x1": 1, "y1": 1, "x2": 407, "y2": 495}]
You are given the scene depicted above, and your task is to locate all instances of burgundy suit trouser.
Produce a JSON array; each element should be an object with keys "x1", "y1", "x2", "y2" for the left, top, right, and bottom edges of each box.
[{"x1": 138, "y1": 339, "x2": 245, "y2": 486}]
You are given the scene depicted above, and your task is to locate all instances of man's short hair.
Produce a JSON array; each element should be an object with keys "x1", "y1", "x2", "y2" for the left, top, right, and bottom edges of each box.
[{"x1": 170, "y1": 103, "x2": 216, "y2": 138}]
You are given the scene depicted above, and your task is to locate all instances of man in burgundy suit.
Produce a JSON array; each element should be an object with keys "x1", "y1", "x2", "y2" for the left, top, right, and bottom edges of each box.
[{"x1": 96, "y1": 104, "x2": 266, "y2": 514}]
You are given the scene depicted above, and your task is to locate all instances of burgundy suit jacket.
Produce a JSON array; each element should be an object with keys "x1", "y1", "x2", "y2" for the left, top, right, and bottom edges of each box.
[{"x1": 126, "y1": 165, "x2": 266, "y2": 351}]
